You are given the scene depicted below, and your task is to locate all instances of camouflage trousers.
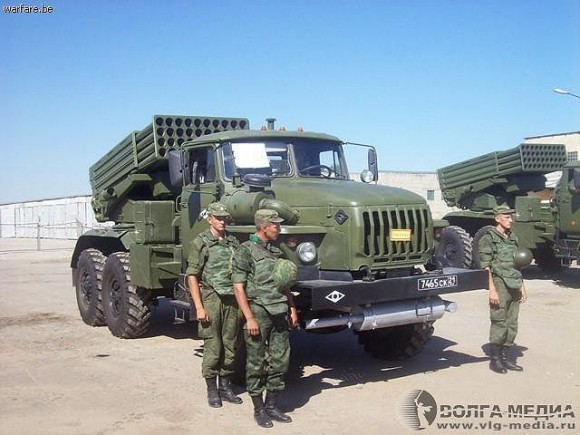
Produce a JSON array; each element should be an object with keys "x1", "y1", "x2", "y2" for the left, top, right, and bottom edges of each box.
[
  {"x1": 489, "y1": 277, "x2": 521, "y2": 347},
  {"x1": 198, "y1": 290, "x2": 240, "y2": 378},
  {"x1": 244, "y1": 303, "x2": 290, "y2": 397}
]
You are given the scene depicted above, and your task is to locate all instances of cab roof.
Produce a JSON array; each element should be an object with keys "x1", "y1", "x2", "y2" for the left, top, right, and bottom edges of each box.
[{"x1": 184, "y1": 128, "x2": 342, "y2": 147}]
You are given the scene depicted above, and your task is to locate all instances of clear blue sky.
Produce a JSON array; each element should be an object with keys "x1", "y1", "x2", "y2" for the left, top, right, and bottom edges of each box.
[{"x1": 1, "y1": 0, "x2": 579, "y2": 204}]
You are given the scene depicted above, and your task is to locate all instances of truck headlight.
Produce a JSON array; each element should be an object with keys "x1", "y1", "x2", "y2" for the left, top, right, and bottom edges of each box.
[{"x1": 297, "y1": 242, "x2": 316, "y2": 263}]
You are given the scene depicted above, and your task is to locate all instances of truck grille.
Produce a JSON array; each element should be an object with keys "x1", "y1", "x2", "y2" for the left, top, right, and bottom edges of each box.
[{"x1": 362, "y1": 206, "x2": 431, "y2": 262}]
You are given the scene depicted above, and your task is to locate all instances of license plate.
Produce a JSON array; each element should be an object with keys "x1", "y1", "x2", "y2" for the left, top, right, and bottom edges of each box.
[
  {"x1": 390, "y1": 228, "x2": 411, "y2": 241},
  {"x1": 418, "y1": 275, "x2": 458, "y2": 291}
]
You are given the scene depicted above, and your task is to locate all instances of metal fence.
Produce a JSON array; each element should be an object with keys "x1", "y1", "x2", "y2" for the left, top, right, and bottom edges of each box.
[{"x1": 0, "y1": 220, "x2": 93, "y2": 250}]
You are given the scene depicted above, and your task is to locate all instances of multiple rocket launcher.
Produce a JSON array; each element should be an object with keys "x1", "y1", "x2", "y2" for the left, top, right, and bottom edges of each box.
[
  {"x1": 437, "y1": 143, "x2": 568, "y2": 209},
  {"x1": 89, "y1": 115, "x2": 249, "y2": 221}
]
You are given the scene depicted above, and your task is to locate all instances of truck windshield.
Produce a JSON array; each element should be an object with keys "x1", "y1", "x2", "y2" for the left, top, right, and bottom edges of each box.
[{"x1": 221, "y1": 139, "x2": 348, "y2": 180}]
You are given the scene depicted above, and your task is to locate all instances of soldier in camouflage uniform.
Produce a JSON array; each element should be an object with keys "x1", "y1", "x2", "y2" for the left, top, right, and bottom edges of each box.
[
  {"x1": 187, "y1": 202, "x2": 243, "y2": 407},
  {"x1": 478, "y1": 205, "x2": 528, "y2": 374},
  {"x1": 232, "y1": 209, "x2": 299, "y2": 428}
]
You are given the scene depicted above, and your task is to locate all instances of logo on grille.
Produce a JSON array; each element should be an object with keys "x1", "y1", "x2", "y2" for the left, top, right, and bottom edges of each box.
[{"x1": 325, "y1": 291, "x2": 345, "y2": 303}]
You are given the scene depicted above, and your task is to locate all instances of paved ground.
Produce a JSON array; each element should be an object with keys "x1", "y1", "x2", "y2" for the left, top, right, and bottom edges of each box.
[{"x1": 0, "y1": 238, "x2": 578, "y2": 435}]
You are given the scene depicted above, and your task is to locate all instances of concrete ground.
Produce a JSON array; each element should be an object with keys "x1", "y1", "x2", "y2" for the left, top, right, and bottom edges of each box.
[{"x1": 0, "y1": 238, "x2": 578, "y2": 435}]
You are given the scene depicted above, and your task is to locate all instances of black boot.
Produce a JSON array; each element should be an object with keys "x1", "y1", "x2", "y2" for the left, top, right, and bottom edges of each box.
[
  {"x1": 205, "y1": 377, "x2": 222, "y2": 408},
  {"x1": 501, "y1": 346, "x2": 523, "y2": 371},
  {"x1": 218, "y1": 376, "x2": 243, "y2": 404},
  {"x1": 489, "y1": 344, "x2": 507, "y2": 374},
  {"x1": 265, "y1": 390, "x2": 292, "y2": 423},
  {"x1": 251, "y1": 395, "x2": 273, "y2": 428}
]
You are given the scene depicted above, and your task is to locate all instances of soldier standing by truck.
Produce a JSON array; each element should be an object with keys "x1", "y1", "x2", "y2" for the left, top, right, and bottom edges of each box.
[
  {"x1": 232, "y1": 209, "x2": 299, "y2": 428},
  {"x1": 187, "y1": 203, "x2": 243, "y2": 408},
  {"x1": 478, "y1": 205, "x2": 528, "y2": 374}
]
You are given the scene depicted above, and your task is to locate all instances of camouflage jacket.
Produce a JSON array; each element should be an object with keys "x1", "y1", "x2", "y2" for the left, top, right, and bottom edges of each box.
[
  {"x1": 232, "y1": 234, "x2": 289, "y2": 315},
  {"x1": 186, "y1": 230, "x2": 239, "y2": 296},
  {"x1": 478, "y1": 227, "x2": 522, "y2": 290}
]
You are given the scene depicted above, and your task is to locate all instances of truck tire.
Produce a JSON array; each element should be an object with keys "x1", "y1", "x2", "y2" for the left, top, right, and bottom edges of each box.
[
  {"x1": 435, "y1": 226, "x2": 472, "y2": 268},
  {"x1": 471, "y1": 225, "x2": 494, "y2": 269},
  {"x1": 357, "y1": 322, "x2": 434, "y2": 360},
  {"x1": 75, "y1": 248, "x2": 106, "y2": 327},
  {"x1": 102, "y1": 252, "x2": 152, "y2": 338}
]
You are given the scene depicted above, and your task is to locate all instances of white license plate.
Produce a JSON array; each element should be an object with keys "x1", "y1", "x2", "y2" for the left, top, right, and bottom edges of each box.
[{"x1": 418, "y1": 275, "x2": 458, "y2": 291}]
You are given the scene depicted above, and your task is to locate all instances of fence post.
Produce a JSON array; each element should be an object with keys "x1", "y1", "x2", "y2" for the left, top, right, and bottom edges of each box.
[
  {"x1": 76, "y1": 218, "x2": 85, "y2": 238},
  {"x1": 36, "y1": 217, "x2": 41, "y2": 251}
]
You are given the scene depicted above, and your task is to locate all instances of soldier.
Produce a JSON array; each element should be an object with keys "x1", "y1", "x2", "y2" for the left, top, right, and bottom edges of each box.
[
  {"x1": 232, "y1": 209, "x2": 299, "y2": 428},
  {"x1": 478, "y1": 205, "x2": 528, "y2": 374},
  {"x1": 187, "y1": 202, "x2": 243, "y2": 407}
]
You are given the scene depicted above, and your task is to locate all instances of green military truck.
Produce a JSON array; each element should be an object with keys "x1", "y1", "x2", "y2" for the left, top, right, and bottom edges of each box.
[
  {"x1": 436, "y1": 143, "x2": 580, "y2": 271},
  {"x1": 71, "y1": 115, "x2": 487, "y2": 359}
]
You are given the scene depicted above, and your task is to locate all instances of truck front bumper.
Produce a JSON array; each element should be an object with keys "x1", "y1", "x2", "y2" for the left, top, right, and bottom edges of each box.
[{"x1": 297, "y1": 267, "x2": 488, "y2": 311}]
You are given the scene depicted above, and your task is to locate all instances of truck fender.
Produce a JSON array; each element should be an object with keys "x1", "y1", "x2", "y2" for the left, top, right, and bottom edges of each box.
[{"x1": 70, "y1": 229, "x2": 130, "y2": 269}]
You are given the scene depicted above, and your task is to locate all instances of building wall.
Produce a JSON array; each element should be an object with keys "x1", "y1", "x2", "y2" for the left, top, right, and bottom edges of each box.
[
  {"x1": 374, "y1": 171, "x2": 452, "y2": 219},
  {"x1": 0, "y1": 196, "x2": 101, "y2": 239},
  {"x1": 524, "y1": 131, "x2": 580, "y2": 161}
]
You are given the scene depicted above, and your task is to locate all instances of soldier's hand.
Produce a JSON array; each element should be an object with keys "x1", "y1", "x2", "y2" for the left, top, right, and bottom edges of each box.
[
  {"x1": 196, "y1": 307, "x2": 210, "y2": 323},
  {"x1": 246, "y1": 318, "x2": 260, "y2": 336},
  {"x1": 288, "y1": 308, "x2": 299, "y2": 329},
  {"x1": 489, "y1": 288, "x2": 500, "y2": 307},
  {"x1": 520, "y1": 287, "x2": 528, "y2": 303}
]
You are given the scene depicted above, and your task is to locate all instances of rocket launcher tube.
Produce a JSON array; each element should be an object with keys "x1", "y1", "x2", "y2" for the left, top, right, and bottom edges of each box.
[
  {"x1": 90, "y1": 115, "x2": 250, "y2": 222},
  {"x1": 438, "y1": 143, "x2": 568, "y2": 208}
]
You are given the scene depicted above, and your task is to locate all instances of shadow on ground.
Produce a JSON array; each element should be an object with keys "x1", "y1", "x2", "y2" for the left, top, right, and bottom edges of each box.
[
  {"x1": 145, "y1": 298, "x2": 200, "y2": 340},
  {"x1": 523, "y1": 265, "x2": 580, "y2": 289},
  {"x1": 143, "y1": 298, "x2": 487, "y2": 411},
  {"x1": 280, "y1": 329, "x2": 487, "y2": 412}
]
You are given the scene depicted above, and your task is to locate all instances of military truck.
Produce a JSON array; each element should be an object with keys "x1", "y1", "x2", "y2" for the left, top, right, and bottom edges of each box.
[
  {"x1": 436, "y1": 143, "x2": 580, "y2": 271},
  {"x1": 71, "y1": 115, "x2": 487, "y2": 360}
]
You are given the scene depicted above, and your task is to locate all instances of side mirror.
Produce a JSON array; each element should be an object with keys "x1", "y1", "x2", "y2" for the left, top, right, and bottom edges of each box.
[{"x1": 367, "y1": 148, "x2": 378, "y2": 182}]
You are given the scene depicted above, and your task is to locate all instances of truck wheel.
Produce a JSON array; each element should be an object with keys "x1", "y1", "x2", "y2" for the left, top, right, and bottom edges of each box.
[
  {"x1": 535, "y1": 248, "x2": 565, "y2": 273},
  {"x1": 102, "y1": 252, "x2": 152, "y2": 338},
  {"x1": 75, "y1": 248, "x2": 106, "y2": 326},
  {"x1": 471, "y1": 225, "x2": 494, "y2": 269},
  {"x1": 435, "y1": 226, "x2": 472, "y2": 268},
  {"x1": 357, "y1": 322, "x2": 434, "y2": 360}
]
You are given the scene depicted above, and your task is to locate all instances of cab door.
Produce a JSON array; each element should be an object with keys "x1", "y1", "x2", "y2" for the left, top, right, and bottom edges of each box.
[
  {"x1": 558, "y1": 166, "x2": 580, "y2": 235},
  {"x1": 180, "y1": 146, "x2": 219, "y2": 254}
]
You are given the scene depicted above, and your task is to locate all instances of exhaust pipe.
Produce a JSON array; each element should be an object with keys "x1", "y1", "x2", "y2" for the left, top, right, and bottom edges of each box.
[{"x1": 304, "y1": 297, "x2": 456, "y2": 331}]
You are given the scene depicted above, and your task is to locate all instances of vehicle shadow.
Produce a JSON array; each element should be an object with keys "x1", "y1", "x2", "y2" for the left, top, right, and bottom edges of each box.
[
  {"x1": 523, "y1": 265, "x2": 580, "y2": 289},
  {"x1": 144, "y1": 298, "x2": 200, "y2": 340},
  {"x1": 281, "y1": 329, "x2": 487, "y2": 412}
]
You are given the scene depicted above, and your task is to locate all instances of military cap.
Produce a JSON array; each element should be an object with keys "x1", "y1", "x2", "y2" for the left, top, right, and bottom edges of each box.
[
  {"x1": 207, "y1": 202, "x2": 230, "y2": 217},
  {"x1": 493, "y1": 205, "x2": 515, "y2": 216},
  {"x1": 255, "y1": 209, "x2": 284, "y2": 226}
]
